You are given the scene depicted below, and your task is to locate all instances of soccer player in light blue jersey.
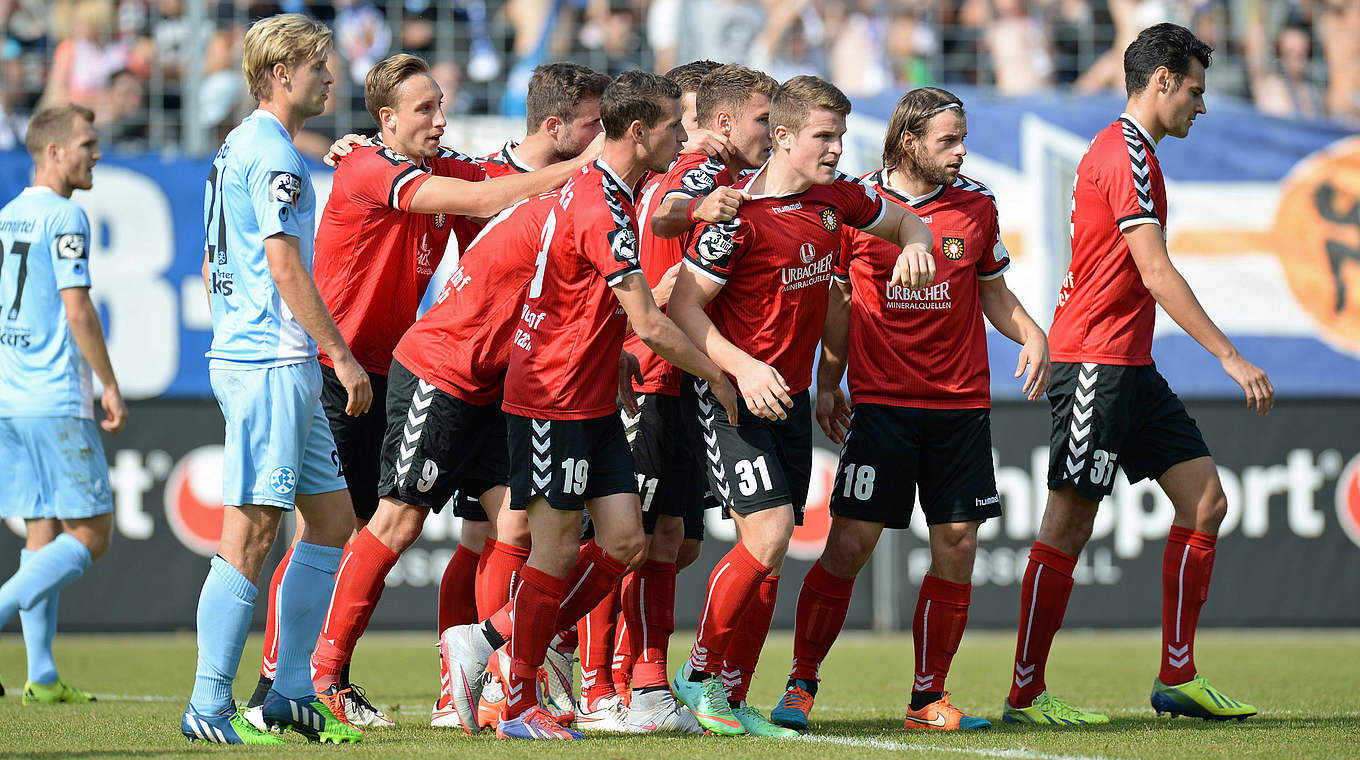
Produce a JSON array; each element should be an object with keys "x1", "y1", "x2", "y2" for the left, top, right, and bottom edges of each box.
[
  {"x1": 0, "y1": 103, "x2": 125, "y2": 706},
  {"x1": 179, "y1": 13, "x2": 370, "y2": 746}
]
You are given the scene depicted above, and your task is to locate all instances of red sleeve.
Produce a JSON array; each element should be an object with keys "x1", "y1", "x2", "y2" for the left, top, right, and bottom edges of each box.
[
  {"x1": 339, "y1": 146, "x2": 434, "y2": 211},
  {"x1": 684, "y1": 216, "x2": 746, "y2": 284},
  {"x1": 976, "y1": 197, "x2": 1010, "y2": 279},
  {"x1": 834, "y1": 174, "x2": 888, "y2": 230},
  {"x1": 1094, "y1": 130, "x2": 1159, "y2": 231},
  {"x1": 430, "y1": 150, "x2": 490, "y2": 182},
  {"x1": 581, "y1": 194, "x2": 643, "y2": 286},
  {"x1": 834, "y1": 225, "x2": 857, "y2": 280}
]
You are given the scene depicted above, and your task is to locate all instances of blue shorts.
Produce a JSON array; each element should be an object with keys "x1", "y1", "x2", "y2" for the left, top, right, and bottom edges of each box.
[
  {"x1": 210, "y1": 360, "x2": 347, "y2": 509},
  {"x1": 0, "y1": 416, "x2": 113, "y2": 520}
]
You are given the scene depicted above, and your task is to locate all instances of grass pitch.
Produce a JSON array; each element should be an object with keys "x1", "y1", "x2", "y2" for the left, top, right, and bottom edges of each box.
[{"x1": 2, "y1": 629, "x2": 1357, "y2": 759}]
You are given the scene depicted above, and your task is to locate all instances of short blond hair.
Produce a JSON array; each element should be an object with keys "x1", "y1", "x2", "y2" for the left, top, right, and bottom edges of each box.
[
  {"x1": 25, "y1": 104, "x2": 95, "y2": 164},
  {"x1": 242, "y1": 14, "x2": 332, "y2": 104},
  {"x1": 365, "y1": 53, "x2": 431, "y2": 125},
  {"x1": 695, "y1": 64, "x2": 777, "y2": 128},
  {"x1": 770, "y1": 75, "x2": 851, "y2": 134}
]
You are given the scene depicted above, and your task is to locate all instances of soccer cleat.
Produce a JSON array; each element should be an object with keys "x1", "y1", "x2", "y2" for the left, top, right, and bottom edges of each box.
[
  {"x1": 903, "y1": 692, "x2": 992, "y2": 730},
  {"x1": 671, "y1": 671, "x2": 746, "y2": 736},
  {"x1": 770, "y1": 680, "x2": 815, "y2": 730},
  {"x1": 439, "y1": 623, "x2": 491, "y2": 735},
  {"x1": 260, "y1": 689, "x2": 364, "y2": 743},
  {"x1": 733, "y1": 704, "x2": 800, "y2": 737},
  {"x1": 623, "y1": 691, "x2": 704, "y2": 734},
  {"x1": 431, "y1": 692, "x2": 467, "y2": 729},
  {"x1": 496, "y1": 706, "x2": 586, "y2": 740},
  {"x1": 1151, "y1": 676, "x2": 1257, "y2": 721},
  {"x1": 486, "y1": 646, "x2": 575, "y2": 727},
  {"x1": 477, "y1": 674, "x2": 506, "y2": 729},
  {"x1": 542, "y1": 646, "x2": 579, "y2": 714},
  {"x1": 22, "y1": 678, "x2": 96, "y2": 705},
  {"x1": 343, "y1": 682, "x2": 395, "y2": 727},
  {"x1": 181, "y1": 702, "x2": 285, "y2": 745},
  {"x1": 246, "y1": 673, "x2": 273, "y2": 709},
  {"x1": 1002, "y1": 691, "x2": 1109, "y2": 725},
  {"x1": 576, "y1": 694, "x2": 633, "y2": 733}
]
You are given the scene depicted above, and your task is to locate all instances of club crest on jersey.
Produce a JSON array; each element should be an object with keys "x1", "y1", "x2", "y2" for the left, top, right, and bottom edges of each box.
[
  {"x1": 799, "y1": 242, "x2": 817, "y2": 263},
  {"x1": 267, "y1": 171, "x2": 301, "y2": 205},
  {"x1": 55, "y1": 232, "x2": 87, "y2": 260},
  {"x1": 609, "y1": 226, "x2": 638, "y2": 264},
  {"x1": 820, "y1": 208, "x2": 838, "y2": 232},
  {"x1": 433, "y1": 213, "x2": 446, "y2": 229},
  {"x1": 696, "y1": 220, "x2": 738, "y2": 266},
  {"x1": 942, "y1": 236, "x2": 965, "y2": 260}
]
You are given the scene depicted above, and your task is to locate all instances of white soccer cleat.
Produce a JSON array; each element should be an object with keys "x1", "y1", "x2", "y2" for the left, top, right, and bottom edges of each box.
[
  {"x1": 431, "y1": 692, "x2": 466, "y2": 729},
  {"x1": 623, "y1": 691, "x2": 704, "y2": 734},
  {"x1": 342, "y1": 684, "x2": 395, "y2": 727},
  {"x1": 542, "y1": 646, "x2": 579, "y2": 714},
  {"x1": 575, "y1": 694, "x2": 633, "y2": 733},
  {"x1": 439, "y1": 624, "x2": 492, "y2": 734}
]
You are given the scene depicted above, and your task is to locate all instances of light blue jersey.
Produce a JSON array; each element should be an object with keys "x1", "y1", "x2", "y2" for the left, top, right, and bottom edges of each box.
[
  {"x1": 204, "y1": 109, "x2": 317, "y2": 367},
  {"x1": 0, "y1": 186, "x2": 95, "y2": 419}
]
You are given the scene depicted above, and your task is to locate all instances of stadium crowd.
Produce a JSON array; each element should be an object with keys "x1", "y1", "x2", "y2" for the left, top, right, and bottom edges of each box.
[{"x1": 1, "y1": 0, "x2": 1357, "y2": 156}]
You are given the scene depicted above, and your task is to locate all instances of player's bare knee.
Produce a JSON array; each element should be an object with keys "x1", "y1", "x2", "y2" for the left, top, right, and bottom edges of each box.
[
  {"x1": 1200, "y1": 483, "x2": 1228, "y2": 532},
  {"x1": 676, "y1": 538, "x2": 702, "y2": 571},
  {"x1": 603, "y1": 529, "x2": 646, "y2": 571}
]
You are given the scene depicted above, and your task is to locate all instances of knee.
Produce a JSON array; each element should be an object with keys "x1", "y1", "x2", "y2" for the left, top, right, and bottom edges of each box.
[
  {"x1": 675, "y1": 538, "x2": 702, "y2": 571},
  {"x1": 309, "y1": 508, "x2": 356, "y2": 548},
  {"x1": 647, "y1": 518, "x2": 684, "y2": 562},
  {"x1": 818, "y1": 532, "x2": 872, "y2": 579},
  {"x1": 603, "y1": 529, "x2": 646, "y2": 573},
  {"x1": 494, "y1": 514, "x2": 531, "y2": 548},
  {"x1": 1200, "y1": 483, "x2": 1228, "y2": 531},
  {"x1": 81, "y1": 530, "x2": 112, "y2": 562}
]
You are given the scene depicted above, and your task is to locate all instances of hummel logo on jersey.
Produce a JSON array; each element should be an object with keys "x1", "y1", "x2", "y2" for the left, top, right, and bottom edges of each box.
[
  {"x1": 55, "y1": 233, "x2": 87, "y2": 259},
  {"x1": 267, "y1": 171, "x2": 301, "y2": 205}
]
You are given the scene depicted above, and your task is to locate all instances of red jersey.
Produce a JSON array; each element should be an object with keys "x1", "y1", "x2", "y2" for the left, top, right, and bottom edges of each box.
[
  {"x1": 502, "y1": 160, "x2": 644, "y2": 420},
  {"x1": 392, "y1": 193, "x2": 557, "y2": 405},
  {"x1": 626, "y1": 153, "x2": 735, "y2": 396},
  {"x1": 685, "y1": 166, "x2": 887, "y2": 395},
  {"x1": 314, "y1": 140, "x2": 486, "y2": 374},
  {"x1": 1050, "y1": 115, "x2": 1166, "y2": 365},
  {"x1": 837, "y1": 172, "x2": 1009, "y2": 409},
  {"x1": 479, "y1": 140, "x2": 534, "y2": 178}
]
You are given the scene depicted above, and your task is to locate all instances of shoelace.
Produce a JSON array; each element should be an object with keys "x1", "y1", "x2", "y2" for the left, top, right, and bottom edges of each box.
[
  {"x1": 700, "y1": 678, "x2": 732, "y2": 712},
  {"x1": 735, "y1": 706, "x2": 778, "y2": 728},
  {"x1": 346, "y1": 683, "x2": 379, "y2": 714},
  {"x1": 1038, "y1": 694, "x2": 1089, "y2": 721},
  {"x1": 782, "y1": 687, "x2": 814, "y2": 712}
]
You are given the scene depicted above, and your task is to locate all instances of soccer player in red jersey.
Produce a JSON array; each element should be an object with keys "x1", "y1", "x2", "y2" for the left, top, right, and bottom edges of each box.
[
  {"x1": 244, "y1": 53, "x2": 600, "y2": 727},
  {"x1": 439, "y1": 70, "x2": 740, "y2": 741},
  {"x1": 768, "y1": 87, "x2": 1050, "y2": 733},
  {"x1": 573, "y1": 63, "x2": 776, "y2": 734},
  {"x1": 1002, "y1": 24, "x2": 1273, "y2": 726},
  {"x1": 478, "y1": 63, "x2": 608, "y2": 178},
  {"x1": 667, "y1": 75, "x2": 935, "y2": 737}
]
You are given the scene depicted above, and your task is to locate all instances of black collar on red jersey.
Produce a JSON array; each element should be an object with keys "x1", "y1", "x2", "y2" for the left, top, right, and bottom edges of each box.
[
  {"x1": 870, "y1": 169, "x2": 945, "y2": 208},
  {"x1": 1118, "y1": 113, "x2": 1156, "y2": 154},
  {"x1": 594, "y1": 158, "x2": 635, "y2": 202},
  {"x1": 500, "y1": 140, "x2": 533, "y2": 173}
]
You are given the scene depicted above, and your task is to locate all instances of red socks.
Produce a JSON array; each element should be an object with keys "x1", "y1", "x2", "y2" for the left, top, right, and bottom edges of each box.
[
  {"x1": 721, "y1": 574, "x2": 779, "y2": 703},
  {"x1": 1160, "y1": 526, "x2": 1216, "y2": 685},
  {"x1": 913, "y1": 574, "x2": 970, "y2": 696},
  {"x1": 553, "y1": 542, "x2": 629, "y2": 634},
  {"x1": 687, "y1": 542, "x2": 771, "y2": 676},
  {"x1": 580, "y1": 584, "x2": 620, "y2": 709},
  {"x1": 476, "y1": 538, "x2": 529, "y2": 620},
  {"x1": 506, "y1": 566, "x2": 565, "y2": 719},
  {"x1": 438, "y1": 543, "x2": 481, "y2": 634},
  {"x1": 259, "y1": 544, "x2": 294, "y2": 680},
  {"x1": 621, "y1": 560, "x2": 676, "y2": 689},
  {"x1": 312, "y1": 528, "x2": 399, "y2": 690},
  {"x1": 789, "y1": 561, "x2": 855, "y2": 683},
  {"x1": 1009, "y1": 541, "x2": 1077, "y2": 708}
]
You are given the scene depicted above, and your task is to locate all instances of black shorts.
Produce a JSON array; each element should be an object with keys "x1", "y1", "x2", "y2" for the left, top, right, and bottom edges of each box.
[
  {"x1": 1046, "y1": 362, "x2": 1211, "y2": 501},
  {"x1": 320, "y1": 363, "x2": 389, "y2": 520},
  {"x1": 507, "y1": 413, "x2": 639, "y2": 511},
  {"x1": 626, "y1": 393, "x2": 705, "y2": 539},
  {"x1": 830, "y1": 404, "x2": 1001, "y2": 529},
  {"x1": 449, "y1": 492, "x2": 490, "y2": 522},
  {"x1": 377, "y1": 361, "x2": 509, "y2": 513},
  {"x1": 685, "y1": 375, "x2": 810, "y2": 524}
]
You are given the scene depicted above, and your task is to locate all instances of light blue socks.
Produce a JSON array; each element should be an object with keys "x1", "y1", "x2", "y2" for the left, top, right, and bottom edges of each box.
[
  {"x1": 18, "y1": 549, "x2": 61, "y2": 686},
  {"x1": 0, "y1": 533, "x2": 90, "y2": 630},
  {"x1": 189, "y1": 555, "x2": 257, "y2": 714},
  {"x1": 271, "y1": 541, "x2": 342, "y2": 700}
]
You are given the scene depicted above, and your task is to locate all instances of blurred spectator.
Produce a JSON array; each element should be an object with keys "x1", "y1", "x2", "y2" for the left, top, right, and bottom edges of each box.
[
  {"x1": 98, "y1": 67, "x2": 148, "y2": 150},
  {"x1": 883, "y1": 10, "x2": 935, "y2": 90},
  {"x1": 0, "y1": 51, "x2": 29, "y2": 151},
  {"x1": 826, "y1": 0, "x2": 894, "y2": 97},
  {"x1": 750, "y1": 0, "x2": 827, "y2": 82},
  {"x1": 983, "y1": 0, "x2": 1057, "y2": 95},
  {"x1": 1247, "y1": 16, "x2": 1325, "y2": 120},
  {"x1": 336, "y1": 1, "x2": 391, "y2": 85},
  {"x1": 578, "y1": 1, "x2": 651, "y2": 75},
  {"x1": 43, "y1": 0, "x2": 144, "y2": 108},
  {"x1": 1318, "y1": 0, "x2": 1360, "y2": 123}
]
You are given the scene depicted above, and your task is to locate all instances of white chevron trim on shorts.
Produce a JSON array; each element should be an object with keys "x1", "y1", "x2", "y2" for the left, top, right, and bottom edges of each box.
[
  {"x1": 1065, "y1": 364, "x2": 1099, "y2": 484},
  {"x1": 694, "y1": 378, "x2": 732, "y2": 505},
  {"x1": 531, "y1": 419, "x2": 552, "y2": 494},
  {"x1": 395, "y1": 379, "x2": 436, "y2": 484}
]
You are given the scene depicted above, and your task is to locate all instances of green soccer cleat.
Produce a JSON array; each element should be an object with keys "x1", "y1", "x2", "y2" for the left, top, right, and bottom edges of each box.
[
  {"x1": 182, "y1": 702, "x2": 286, "y2": 745},
  {"x1": 733, "y1": 705, "x2": 800, "y2": 737},
  {"x1": 1002, "y1": 691, "x2": 1109, "y2": 726},
  {"x1": 1151, "y1": 676, "x2": 1257, "y2": 721},
  {"x1": 260, "y1": 689, "x2": 364, "y2": 743},
  {"x1": 670, "y1": 671, "x2": 746, "y2": 736},
  {"x1": 23, "y1": 678, "x2": 96, "y2": 705}
]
